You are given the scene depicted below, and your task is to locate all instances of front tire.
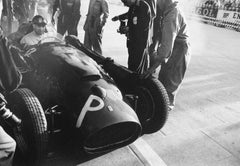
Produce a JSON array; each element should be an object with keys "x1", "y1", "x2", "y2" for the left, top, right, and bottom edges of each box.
[
  {"x1": 126, "y1": 77, "x2": 169, "y2": 134},
  {"x1": 7, "y1": 88, "x2": 48, "y2": 166}
]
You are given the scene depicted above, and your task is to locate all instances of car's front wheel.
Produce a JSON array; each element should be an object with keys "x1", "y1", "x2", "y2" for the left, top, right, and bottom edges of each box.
[
  {"x1": 7, "y1": 88, "x2": 48, "y2": 166},
  {"x1": 125, "y1": 77, "x2": 169, "y2": 134}
]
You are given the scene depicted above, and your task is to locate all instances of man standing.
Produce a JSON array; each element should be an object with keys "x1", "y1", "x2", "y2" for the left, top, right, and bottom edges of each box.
[
  {"x1": 142, "y1": 0, "x2": 191, "y2": 111},
  {"x1": 51, "y1": 0, "x2": 81, "y2": 36},
  {"x1": 1, "y1": 0, "x2": 13, "y2": 35},
  {"x1": 83, "y1": 0, "x2": 109, "y2": 55},
  {"x1": 112, "y1": 0, "x2": 151, "y2": 73}
]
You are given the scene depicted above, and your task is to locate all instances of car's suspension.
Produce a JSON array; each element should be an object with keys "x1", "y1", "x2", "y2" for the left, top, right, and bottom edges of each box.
[{"x1": 45, "y1": 105, "x2": 62, "y2": 135}]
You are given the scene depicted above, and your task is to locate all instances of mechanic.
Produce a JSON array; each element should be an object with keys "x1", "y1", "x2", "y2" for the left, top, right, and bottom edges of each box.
[
  {"x1": 112, "y1": 0, "x2": 151, "y2": 73},
  {"x1": 83, "y1": 0, "x2": 109, "y2": 55},
  {"x1": 51, "y1": 0, "x2": 81, "y2": 36},
  {"x1": 142, "y1": 0, "x2": 191, "y2": 111},
  {"x1": 0, "y1": 26, "x2": 22, "y2": 166},
  {"x1": 20, "y1": 15, "x2": 52, "y2": 49}
]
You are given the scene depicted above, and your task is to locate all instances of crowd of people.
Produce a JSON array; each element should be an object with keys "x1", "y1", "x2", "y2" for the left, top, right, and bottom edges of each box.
[
  {"x1": 200, "y1": 0, "x2": 240, "y2": 11},
  {"x1": 0, "y1": 0, "x2": 191, "y2": 165}
]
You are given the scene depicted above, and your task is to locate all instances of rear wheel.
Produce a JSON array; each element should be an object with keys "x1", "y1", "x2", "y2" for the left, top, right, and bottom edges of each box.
[
  {"x1": 7, "y1": 88, "x2": 48, "y2": 166},
  {"x1": 126, "y1": 77, "x2": 169, "y2": 134}
]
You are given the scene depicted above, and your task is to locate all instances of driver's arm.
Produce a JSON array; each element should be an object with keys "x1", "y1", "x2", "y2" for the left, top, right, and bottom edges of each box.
[{"x1": 19, "y1": 36, "x2": 29, "y2": 50}]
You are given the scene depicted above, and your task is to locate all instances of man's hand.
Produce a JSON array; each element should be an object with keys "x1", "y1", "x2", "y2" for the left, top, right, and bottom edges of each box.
[
  {"x1": 141, "y1": 68, "x2": 155, "y2": 79},
  {"x1": 141, "y1": 52, "x2": 158, "y2": 79},
  {"x1": 141, "y1": 52, "x2": 166, "y2": 79},
  {"x1": 51, "y1": 17, "x2": 55, "y2": 25},
  {"x1": 112, "y1": 16, "x2": 119, "y2": 21}
]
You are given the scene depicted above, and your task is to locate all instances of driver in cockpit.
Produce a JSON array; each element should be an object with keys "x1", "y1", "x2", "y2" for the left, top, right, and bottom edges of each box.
[
  {"x1": 20, "y1": 15, "x2": 62, "y2": 50},
  {"x1": 20, "y1": 15, "x2": 48, "y2": 49}
]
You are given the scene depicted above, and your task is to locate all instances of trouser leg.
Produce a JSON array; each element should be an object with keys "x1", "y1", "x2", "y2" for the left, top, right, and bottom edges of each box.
[
  {"x1": 128, "y1": 46, "x2": 139, "y2": 72},
  {"x1": 0, "y1": 126, "x2": 16, "y2": 166},
  {"x1": 84, "y1": 29, "x2": 92, "y2": 50},
  {"x1": 57, "y1": 15, "x2": 67, "y2": 36},
  {"x1": 68, "y1": 15, "x2": 80, "y2": 36},
  {"x1": 92, "y1": 27, "x2": 103, "y2": 55},
  {"x1": 127, "y1": 45, "x2": 147, "y2": 73},
  {"x1": 158, "y1": 42, "x2": 190, "y2": 106}
]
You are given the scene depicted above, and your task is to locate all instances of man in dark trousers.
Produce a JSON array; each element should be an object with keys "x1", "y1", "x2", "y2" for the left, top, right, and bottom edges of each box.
[
  {"x1": 0, "y1": 26, "x2": 22, "y2": 166},
  {"x1": 142, "y1": 0, "x2": 191, "y2": 111},
  {"x1": 112, "y1": 0, "x2": 151, "y2": 74},
  {"x1": 51, "y1": 0, "x2": 81, "y2": 36}
]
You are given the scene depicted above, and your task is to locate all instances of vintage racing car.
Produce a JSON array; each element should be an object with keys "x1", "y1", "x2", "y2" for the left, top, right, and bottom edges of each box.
[{"x1": 2, "y1": 25, "x2": 169, "y2": 165}]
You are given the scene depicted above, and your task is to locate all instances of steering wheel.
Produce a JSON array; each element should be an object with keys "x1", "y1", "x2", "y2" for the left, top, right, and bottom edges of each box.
[{"x1": 37, "y1": 36, "x2": 63, "y2": 45}]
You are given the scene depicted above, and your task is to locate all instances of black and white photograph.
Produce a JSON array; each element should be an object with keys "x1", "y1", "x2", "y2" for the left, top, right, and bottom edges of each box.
[{"x1": 0, "y1": 0, "x2": 240, "y2": 165}]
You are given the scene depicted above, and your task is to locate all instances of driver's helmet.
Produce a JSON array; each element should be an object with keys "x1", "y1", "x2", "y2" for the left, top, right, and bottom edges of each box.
[{"x1": 32, "y1": 15, "x2": 47, "y2": 27}]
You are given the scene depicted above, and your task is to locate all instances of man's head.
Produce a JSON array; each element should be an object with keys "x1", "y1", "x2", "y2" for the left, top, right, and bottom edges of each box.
[{"x1": 32, "y1": 15, "x2": 47, "y2": 35}]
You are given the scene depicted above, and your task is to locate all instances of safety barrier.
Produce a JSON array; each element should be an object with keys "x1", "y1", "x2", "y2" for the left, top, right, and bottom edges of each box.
[{"x1": 191, "y1": 4, "x2": 240, "y2": 32}]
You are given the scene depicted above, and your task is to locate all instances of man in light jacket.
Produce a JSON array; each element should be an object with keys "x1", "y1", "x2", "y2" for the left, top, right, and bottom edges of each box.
[{"x1": 143, "y1": 0, "x2": 191, "y2": 111}]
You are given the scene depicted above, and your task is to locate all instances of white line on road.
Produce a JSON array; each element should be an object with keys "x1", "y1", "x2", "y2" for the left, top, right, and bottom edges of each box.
[{"x1": 129, "y1": 138, "x2": 167, "y2": 166}]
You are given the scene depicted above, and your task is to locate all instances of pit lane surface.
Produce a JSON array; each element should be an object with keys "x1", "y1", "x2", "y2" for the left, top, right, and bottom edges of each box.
[
  {"x1": 3, "y1": 1, "x2": 240, "y2": 165},
  {"x1": 142, "y1": 21, "x2": 240, "y2": 166}
]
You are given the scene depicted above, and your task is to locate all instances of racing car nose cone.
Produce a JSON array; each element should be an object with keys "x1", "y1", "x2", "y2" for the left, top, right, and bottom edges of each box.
[{"x1": 77, "y1": 90, "x2": 142, "y2": 154}]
